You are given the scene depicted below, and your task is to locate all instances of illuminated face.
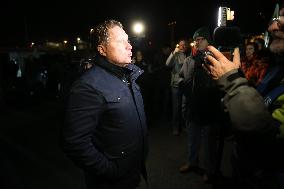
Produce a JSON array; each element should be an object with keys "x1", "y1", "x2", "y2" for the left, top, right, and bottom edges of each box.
[
  {"x1": 245, "y1": 44, "x2": 255, "y2": 59},
  {"x1": 136, "y1": 51, "x2": 143, "y2": 62},
  {"x1": 268, "y1": 7, "x2": 284, "y2": 54},
  {"x1": 195, "y1": 37, "x2": 208, "y2": 51},
  {"x1": 98, "y1": 26, "x2": 132, "y2": 66},
  {"x1": 178, "y1": 40, "x2": 186, "y2": 52}
]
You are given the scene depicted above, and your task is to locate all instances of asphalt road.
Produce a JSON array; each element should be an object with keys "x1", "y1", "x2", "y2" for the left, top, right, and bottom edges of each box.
[{"x1": 0, "y1": 95, "x2": 233, "y2": 189}]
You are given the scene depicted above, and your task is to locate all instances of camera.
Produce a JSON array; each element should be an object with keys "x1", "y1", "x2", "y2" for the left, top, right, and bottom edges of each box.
[
  {"x1": 213, "y1": 7, "x2": 242, "y2": 60},
  {"x1": 199, "y1": 50, "x2": 215, "y2": 65}
]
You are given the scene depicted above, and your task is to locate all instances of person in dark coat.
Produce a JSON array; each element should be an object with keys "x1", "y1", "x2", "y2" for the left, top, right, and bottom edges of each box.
[
  {"x1": 61, "y1": 19, "x2": 148, "y2": 189},
  {"x1": 204, "y1": 3, "x2": 284, "y2": 188}
]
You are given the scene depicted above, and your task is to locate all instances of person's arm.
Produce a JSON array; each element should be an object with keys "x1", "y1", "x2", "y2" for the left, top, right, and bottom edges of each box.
[
  {"x1": 165, "y1": 52, "x2": 175, "y2": 67},
  {"x1": 218, "y1": 70, "x2": 277, "y2": 135},
  {"x1": 61, "y1": 80, "x2": 118, "y2": 179},
  {"x1": 166, "y1": 46, "x2": 179, "y2": 67},
  {"x1": 205, "y1": 46, "x2": 279, "y2": 137}
]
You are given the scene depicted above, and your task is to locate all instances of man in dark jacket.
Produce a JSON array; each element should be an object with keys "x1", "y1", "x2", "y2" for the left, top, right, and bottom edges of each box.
[
  {"x1": 179, "y1": 27, "x2": 220, "y2": 183},
  {"x1": 61, "y1": 19, "x2": 148, "y2": 189}
]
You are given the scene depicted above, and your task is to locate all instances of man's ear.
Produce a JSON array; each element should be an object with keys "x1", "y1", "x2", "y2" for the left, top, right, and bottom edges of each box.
[{"x1": 97, "y1": 45, "x2": 106, "y2": 56}]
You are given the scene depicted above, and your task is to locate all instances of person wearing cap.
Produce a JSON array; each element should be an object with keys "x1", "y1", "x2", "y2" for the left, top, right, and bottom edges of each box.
[
  {"x1": 204, "y1": 3, "x2": 284, "y2": 188},
  {"x1": 178, "y1": 27, "x2": 221, "y2": 183}
]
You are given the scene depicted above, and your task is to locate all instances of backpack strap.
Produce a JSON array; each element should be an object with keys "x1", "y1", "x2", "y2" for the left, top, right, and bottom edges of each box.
[
  {"x1": 257, "y1": 65, "x2": 282, "y2": 95},
  {"x1": 264, "y1": 83, "x2": 284, "y2": 107}
]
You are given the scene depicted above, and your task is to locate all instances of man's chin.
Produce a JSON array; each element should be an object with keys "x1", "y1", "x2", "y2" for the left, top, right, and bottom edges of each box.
[{"x1": 270, "y1": 39, "x2": 284, "y2": 54}]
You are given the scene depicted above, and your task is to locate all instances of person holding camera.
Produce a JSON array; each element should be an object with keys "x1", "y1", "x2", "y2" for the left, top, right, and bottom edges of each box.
[
  {"x1": 179, "y1": 27, "x2": 221, "y2": 183},
  {"x1": 166, "y1": 39, "x2": 187, "y2": 135},
  {"x1": 204, "y1": 4, "x2": 284, "y2": 188}
]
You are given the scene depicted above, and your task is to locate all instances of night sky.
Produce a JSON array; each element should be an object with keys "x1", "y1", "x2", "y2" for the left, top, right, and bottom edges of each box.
[{"x1": 0, "y1": 0, "x2": 279, "y2": 47}]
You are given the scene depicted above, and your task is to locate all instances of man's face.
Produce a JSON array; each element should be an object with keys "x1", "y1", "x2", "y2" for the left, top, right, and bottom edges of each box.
[
  {"x1": 195, "y1": 37, "x2": 208, "y2": 51},
  {"x1": 268, "y1": 7, "x2": 284, "y2": 54},
  {"x1": 178, "y1": 40, "x2": 186, "y2": 52},
  {"x1": 99, "y1": 26, "x2": 132, "y2": 66}
]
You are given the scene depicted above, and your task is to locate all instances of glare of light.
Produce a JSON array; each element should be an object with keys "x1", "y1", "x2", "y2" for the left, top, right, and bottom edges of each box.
[
  {"x1": 218, "y1": 7, "x2": 222, "y2": 27},
  {"x1": 64, "y1": 40, "x2": 68, "y2": 44},
  {"x1": 90, "y1": 28, "x2": 94, "y2": 33},
  {"x1": 30, "y1": 42, "x2": 35, "y2": 48},
  {"x1": 73, "y1": 46, "x2": 77, "y2": 51},
  {"x1": 133, "y1": 22, "x2": 144, "y2": 34},
  {"x1": 226, "y1": 8, "x2": 234, "y2": 21},
  {"x1": 77, "y1": 37, "x2": 81, "y2": 43},
  {"x1": 218, "y1": 7, "x2": 228, "y2": 27}
]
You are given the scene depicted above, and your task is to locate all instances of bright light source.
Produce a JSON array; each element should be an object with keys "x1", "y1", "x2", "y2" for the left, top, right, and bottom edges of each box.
[
  {"x1": 133, "y1": 22, "x2": 144, "y2": 34},
  {"x1": 64, "y1": 40, "x2": 68, "y2": 44},
  {"x1": 77, "y1": 37, "x2": 81, "y2": 43},
  {"x1": 218, "y1": 7, "x2": 227, "y2": 27},
  {"x1": 90, "y1": 28, "x2": 94, "y2": 33},
  {"x1": 218, "y1": 6, "x2": 234, "y2": 27},
  {"x1": 73, "y1": 46, "x2": 77, "y2": 51}
]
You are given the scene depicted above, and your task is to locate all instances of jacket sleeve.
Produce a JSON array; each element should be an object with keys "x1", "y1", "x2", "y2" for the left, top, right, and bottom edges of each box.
[
  {"x1": 217, "y1": 69, "x2": 279, "y2": 138},
  {"x1": 166, "y1": 52, "x2": 175, "y2": 67},
  {"x1": 60, "y1": 80, "x2": 118, "y2": 179}
]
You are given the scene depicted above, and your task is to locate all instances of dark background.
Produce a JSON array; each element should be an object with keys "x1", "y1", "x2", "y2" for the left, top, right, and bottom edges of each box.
[{"x1": 0, "y1": 0, "x2": 279, "y2": 47}]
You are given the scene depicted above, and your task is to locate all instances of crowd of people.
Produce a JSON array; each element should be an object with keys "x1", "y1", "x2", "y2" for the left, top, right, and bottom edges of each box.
[{"x1": 1, "y1": 2, "x2": 284, "y2": 189}]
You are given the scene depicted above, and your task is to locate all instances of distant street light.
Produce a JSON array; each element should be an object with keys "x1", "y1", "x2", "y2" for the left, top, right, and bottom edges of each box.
[
  {"x1": 77, "y1": 37, "x2": 81, "y2": 43},
  {"x1": 132, "y1": 22, "x2": 144, "y2": 36},
  {"x1": 131, "y1": 21, "x2": 146, "y2": 50}
]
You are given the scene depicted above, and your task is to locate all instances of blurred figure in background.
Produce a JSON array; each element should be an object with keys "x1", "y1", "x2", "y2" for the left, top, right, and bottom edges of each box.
[
  {"x1": 133, "y1": 49, "x2": 154, "y2": 126},
  {"x1": 166, "y1": 39, "x2": 187, "y2": 135},
  {"x1": 152, "y1": 45, "x2": 172, "y2": 122},
  {"x1": 241, "y1": 42, "x2": 269, "y2": 87}
]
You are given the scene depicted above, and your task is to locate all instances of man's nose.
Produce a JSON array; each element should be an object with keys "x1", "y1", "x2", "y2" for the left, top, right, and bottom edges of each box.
[
  {"x1": 127, "y1": 43, "x2": 132, "y2": 50},
  {"x1": 268, "y1": 20, "x2": 280, "y2": 32}
]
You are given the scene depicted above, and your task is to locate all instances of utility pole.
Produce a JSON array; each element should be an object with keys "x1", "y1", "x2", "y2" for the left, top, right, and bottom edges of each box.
[{"x1": 168, "y1": 21, "x2": 176, "y2": 48}]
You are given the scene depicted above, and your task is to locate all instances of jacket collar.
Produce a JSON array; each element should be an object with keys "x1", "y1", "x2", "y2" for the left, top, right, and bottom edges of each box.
[{"x1": 94, "y1": 55, "x2": 143, "y2": 81}]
